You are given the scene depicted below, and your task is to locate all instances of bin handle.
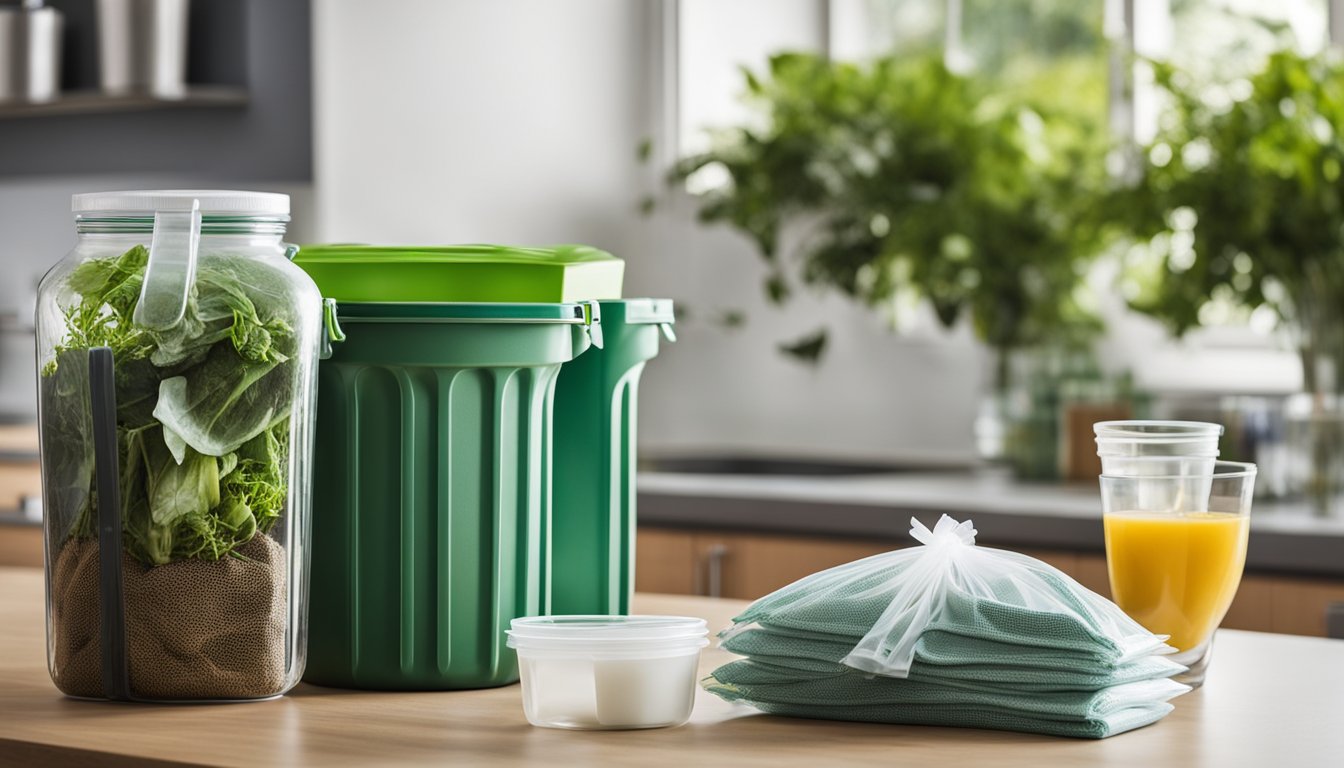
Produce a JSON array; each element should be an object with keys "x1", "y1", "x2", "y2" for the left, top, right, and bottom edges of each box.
[
  {"x1": 321, "y1": 298, "x2": 346, "y2": 360},
  {"x1": 133, "y1": 200, "x2": 201, "y2": 330}
]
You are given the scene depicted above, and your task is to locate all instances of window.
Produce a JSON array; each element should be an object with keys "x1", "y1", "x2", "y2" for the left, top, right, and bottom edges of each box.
[
  {"x1": 1128, "y1": 0, "x2": 1331, "y2": 142},
  {"x1": 676, "y1": 0, "x2": 825, "y2": 158},
  {"x1": 665, "y1": 0, "x2": 1344, "y2": 393}
]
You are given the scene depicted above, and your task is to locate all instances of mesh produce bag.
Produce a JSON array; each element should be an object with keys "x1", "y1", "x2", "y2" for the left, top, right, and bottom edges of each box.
[
  {"x1": 706, "y1": 657, "x2": 1188, "y2": 738},
  {"x1": 724, "y1": 515, "x2": 1173, "y2": 678},
  {"x1": 705, "y1": 515, "x2": 1190, "y2": 738},
  {"x1": 50, "y1": 534, "x2": 287, "y2": 700},
  {"x1": 722, "y1": 628, "x2": 1186, "y2": 693}
]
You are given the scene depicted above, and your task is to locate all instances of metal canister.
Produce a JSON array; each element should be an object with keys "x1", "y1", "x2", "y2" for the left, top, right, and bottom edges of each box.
[
  {"x1": 0, "y1": 1, "x2": 63, "y2": 104},
  {"x1": 96, "y1": 0, "x2": 189, "y2": 97}
]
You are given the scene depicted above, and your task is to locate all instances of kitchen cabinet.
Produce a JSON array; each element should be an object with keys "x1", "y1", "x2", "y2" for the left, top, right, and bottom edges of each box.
[
  {"x1": 0, "y1": 524, "x2": 41, "y2": 568},
  {"x1": 0, "y1": 423, "x2": 41, "y2": 568},
  {"x1": 0, "y1": 460, "x2": 40, "y2": 512},
  {"x1": 634, "y1": 528, "x2": 697, "y2": 595},
  {"x1": 637, "y1": 528, "x2": 892, "y2": 600},
  {"x1": 635, "y1": 526, "x2": 1344, "y2": 639}
]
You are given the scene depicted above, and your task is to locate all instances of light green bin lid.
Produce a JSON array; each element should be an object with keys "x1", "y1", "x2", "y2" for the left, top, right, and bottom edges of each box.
[{"x1": 294, "y1": 244, "x2": 625, "y2": 303}]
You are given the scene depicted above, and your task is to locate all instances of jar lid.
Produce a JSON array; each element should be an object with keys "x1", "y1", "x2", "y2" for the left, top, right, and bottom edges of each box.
[{"x1": 72, "y1": 190, "x2": 290, "y2": 216}]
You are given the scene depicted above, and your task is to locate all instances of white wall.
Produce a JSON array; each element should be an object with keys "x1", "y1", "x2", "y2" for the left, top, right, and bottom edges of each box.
[
  {"x1": 311, "y1": 0, "x2": 987, "y2": 464},
  {"x1": 312, "y1": 0, "x2": 654, "y2": 246}
]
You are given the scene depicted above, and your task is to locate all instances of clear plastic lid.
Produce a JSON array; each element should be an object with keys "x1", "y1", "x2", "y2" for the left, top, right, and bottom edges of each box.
[
  {"x1": 72, "y1": 190, "x2": 290, "y2": 216},
  {"x1": 507, "y1": 615, "x2": 709, "y2": 652},
  {"x1": 1093, "y1": 420, "x2": 1223, "y2": 442}
]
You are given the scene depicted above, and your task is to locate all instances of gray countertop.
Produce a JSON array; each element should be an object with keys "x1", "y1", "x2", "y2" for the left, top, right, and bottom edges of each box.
[{"x1": 636, "y1": 470, "x2": 1344, "y2": 578}]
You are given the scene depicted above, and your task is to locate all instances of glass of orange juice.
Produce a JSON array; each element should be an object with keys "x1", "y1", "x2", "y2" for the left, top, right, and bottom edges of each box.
[{"x1": 1099, "y1": 461, "x2": 1256, "y2": 687}]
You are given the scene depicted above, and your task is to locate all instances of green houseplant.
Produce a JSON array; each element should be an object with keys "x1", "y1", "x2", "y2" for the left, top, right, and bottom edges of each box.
[
  {"x1": 1109, "y1": 48, "x2": 1344, "y2": 510},
  {"x1": 673, "y1": 53, "x2": 1106, "y2": 385},
  {"x1": 670, "y1": 52, "x2": 1110, "y2": 470}
]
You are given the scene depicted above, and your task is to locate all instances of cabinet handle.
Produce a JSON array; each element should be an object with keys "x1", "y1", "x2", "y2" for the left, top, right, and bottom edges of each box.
[
  {"x1": 1327, "y1": 602, "x2": 1344, "y2": 640},
  {"x1": 705, "y1": 544, "x2": 728, "y2": 599}
]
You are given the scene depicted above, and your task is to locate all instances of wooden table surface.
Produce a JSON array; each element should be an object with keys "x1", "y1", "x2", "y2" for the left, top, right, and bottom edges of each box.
[{"x1": 1, "y1": 566, "x2": 1342, "y2": 767}]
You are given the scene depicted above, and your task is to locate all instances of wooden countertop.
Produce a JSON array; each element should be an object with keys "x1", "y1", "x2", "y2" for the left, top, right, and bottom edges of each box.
[{"x1": 1, "y1": 566, "x2": 1341, "y2": 767}]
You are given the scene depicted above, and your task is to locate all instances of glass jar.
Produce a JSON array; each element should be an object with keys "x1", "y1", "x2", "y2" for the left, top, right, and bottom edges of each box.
[{"x1": 36, "y1": 190, "x2": 325, "y2": 701}]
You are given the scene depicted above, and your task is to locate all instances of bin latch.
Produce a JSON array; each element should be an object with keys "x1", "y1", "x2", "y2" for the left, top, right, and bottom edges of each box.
[
  {"x1": 583, "y1": 301, "x2": 604, "y2": 349},
  {"x1": 321, "y1": 298, "x2": 346, "y2": 360}
]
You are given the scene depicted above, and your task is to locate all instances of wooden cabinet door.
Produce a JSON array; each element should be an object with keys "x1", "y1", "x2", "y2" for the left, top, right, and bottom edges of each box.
[
  {"x1": 634, "y1": 527, "x2": 899, "y2": 600},
  {"x1": 690, "y1": 532, "x2": 896, "y2": 600},
  {"x1": 1271, "y1": 578, "x2": 1344, "y2": 638},
  {"x1": 634, "y1": 528, "x2": 697, "y2": 595},
  {"x1": 0, "y1": 525, "x2": 43, "y2": 568}
]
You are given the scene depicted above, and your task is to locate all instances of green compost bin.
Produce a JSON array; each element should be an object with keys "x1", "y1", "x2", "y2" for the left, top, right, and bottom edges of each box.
[
  {"x1": 295, "y1": 243, "x2": 618, "y2": 690},
  {"x1": 550, "y1": 299, "x2": 675, "y2": 615}
]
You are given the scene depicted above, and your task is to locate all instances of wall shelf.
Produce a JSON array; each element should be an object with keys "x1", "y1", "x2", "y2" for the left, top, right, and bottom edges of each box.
[
  {"x1": 0, "y1": 1, "x2": 311, "y2": 180},
  {"x1": 0, "y1": 86, "x2": 249, "y2": 121}
]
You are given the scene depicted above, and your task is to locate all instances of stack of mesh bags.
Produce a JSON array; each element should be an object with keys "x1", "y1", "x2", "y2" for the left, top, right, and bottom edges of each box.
[{"x1": 704, "y1": 516, "x2": 1190, "y2": 739}]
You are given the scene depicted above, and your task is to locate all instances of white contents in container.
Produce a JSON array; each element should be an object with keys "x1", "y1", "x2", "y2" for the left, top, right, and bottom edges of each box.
[{"x1": 507, "y1": 616, "x2": 709, "y2": 730}]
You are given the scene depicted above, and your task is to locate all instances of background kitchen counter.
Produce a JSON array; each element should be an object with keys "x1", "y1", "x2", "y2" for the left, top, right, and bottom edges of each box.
[
  {"x1": 635, "y1": 469, "x2": 1344, "y2": 639},
  {"x1": 637, "y1": 469, "x2": 1344, "y2": 577}
]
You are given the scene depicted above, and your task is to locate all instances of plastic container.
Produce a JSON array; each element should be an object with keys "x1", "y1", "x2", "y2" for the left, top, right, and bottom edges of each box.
[
  {"x1": 300, "y1": 301, "x2": 598, "y2": 690},
  {"x1": 507, "y1": 616, "x2": 709, "y2": 730},
  {"x1": 1095, "y1": 420, "x2": 1222, "y2": 475},
  {"x1": 551, "y1": 299, "x2": 675, "y2": 615},
  {"x1": 1095, "y1": 420, "x2": 1224, "y2": 510},
  {"x1": 1094, "y1": 420, "x2": 1222, "y2": 458},
  {"x1": 36, "y1": 190, "x2": 328, "y2": 701}
]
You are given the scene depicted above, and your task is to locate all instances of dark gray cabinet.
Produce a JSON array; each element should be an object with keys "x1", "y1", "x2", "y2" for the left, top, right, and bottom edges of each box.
[{"x1": 0, "y1": 0, "x2": 311, "y2": 181}]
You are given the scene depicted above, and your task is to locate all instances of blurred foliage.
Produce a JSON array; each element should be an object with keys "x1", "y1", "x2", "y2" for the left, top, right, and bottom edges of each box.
[
  {"x1": 671, "y1": 51, "x2": 1107, "y2": 385},
  {"x1": 778, "y1": 328, "x2": 829, "y2": 364},
  {"x1": 1108, "y1": 47, "x2": 1344, "y2": 389}
]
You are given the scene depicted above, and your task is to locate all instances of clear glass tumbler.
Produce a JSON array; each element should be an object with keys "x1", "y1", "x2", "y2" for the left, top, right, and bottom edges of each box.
[{"x1": 1099, "y1": 461, "x2": 1256, "y2": 687}]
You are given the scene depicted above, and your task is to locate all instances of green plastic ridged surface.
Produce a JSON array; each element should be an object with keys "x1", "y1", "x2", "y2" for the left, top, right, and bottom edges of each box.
[
  {"x1": 550, "y1": 300, "x2": 672, "y2": 616},
  {"x1": 303, "y1": 317, "x2": 588, "y2": 690}
]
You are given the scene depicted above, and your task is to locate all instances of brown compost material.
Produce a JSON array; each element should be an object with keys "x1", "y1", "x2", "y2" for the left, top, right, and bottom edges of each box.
[{"x1": 50, "y1": 534, "x2": 287, "y2": 700}]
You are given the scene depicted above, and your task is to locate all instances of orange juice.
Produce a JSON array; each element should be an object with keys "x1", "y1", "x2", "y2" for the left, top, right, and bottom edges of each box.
[{"x1": 1103, "y1": 512, "x2": 1249, "y2": 652}]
